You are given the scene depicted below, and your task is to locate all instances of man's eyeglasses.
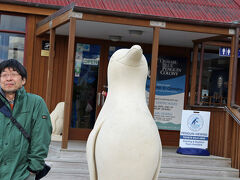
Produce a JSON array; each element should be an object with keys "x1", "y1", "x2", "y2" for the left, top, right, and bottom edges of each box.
[{"x1": 0, "y1": 72, "x2": 20, "y2": 79}]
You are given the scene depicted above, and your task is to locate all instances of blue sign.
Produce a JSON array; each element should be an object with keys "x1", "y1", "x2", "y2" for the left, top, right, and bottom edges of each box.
[{"x1": 219, "y1": 47, "x2": 240, "y2": 57}]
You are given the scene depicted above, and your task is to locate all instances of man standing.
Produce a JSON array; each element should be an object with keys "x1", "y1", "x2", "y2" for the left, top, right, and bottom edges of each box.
[{"x1": 0, "y1": 59, "x2": 52, "y2": 180}]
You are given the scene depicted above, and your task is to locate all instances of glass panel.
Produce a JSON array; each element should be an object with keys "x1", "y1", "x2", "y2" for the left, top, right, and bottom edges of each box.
[
  {"x1": 71, "y1": 43, "x2": 100, "y2": 129},
  {"x1": 200, "y1": 53, "x2": 229, "y2": 106},
  {"x1": 0, "y1": 33, "x2": 25, "y2": 64},
  {"x1": 0, "y1": 15, "x2": 26, "y2": 32}
]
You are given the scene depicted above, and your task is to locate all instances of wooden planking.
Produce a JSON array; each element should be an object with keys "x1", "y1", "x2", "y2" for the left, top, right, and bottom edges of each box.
[
  {"x1": 231, "y1": 121, "x2": 240, "y2": 169},
  {"x1": 235, "y1": 62, "x2": 240, "y2": 105},
  {"x1": 24, "y1": 15, "x2": 36, "y2": 92},
  {"x1": 51, "y1": 36, "x2": 68, "y2": 111},
  {"x1": 231, "y1": 121, "x2": 237, "y2": 167},
  {"x1": 69, "y1": 128, "x2": 91, "y2": 141},
  {"x1": 31, "y1": 35, "x2": 68, "y2": 111},
  {"x1": 31, "y1": 36, "x2": 46, "y2": 95},
  {"x1": 159, "y1": 130, "x2": 180, "y2": 146},
  {"x1": 224, "y1": 113, "x2": 233, "y2": 157}
]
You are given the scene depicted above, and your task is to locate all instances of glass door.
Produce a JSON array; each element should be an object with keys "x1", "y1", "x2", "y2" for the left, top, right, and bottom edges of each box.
[{"x1": 70, "y1": 43, "x2": 103, "y2": 140}]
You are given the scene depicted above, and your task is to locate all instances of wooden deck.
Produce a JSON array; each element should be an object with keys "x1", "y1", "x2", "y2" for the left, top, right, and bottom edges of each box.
[{"x1": 43, "y1": 140, "x2": 239, "y2": 180}]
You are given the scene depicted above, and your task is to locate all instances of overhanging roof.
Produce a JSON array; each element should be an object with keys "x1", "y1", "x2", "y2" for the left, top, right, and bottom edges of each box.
[{"x1": 4, "y1": 0, "x2": 240, "y2": 26}]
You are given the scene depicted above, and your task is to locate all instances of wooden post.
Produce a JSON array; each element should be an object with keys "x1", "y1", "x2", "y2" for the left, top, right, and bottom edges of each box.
[
  {"x1": 189, "y1": 43, "x2": 199, "y2": 105},
  {"x1": 231, "y1": 27, "x2": 239, "y2": 105},
  {"x1": 149, "y1": 27, "x2": 160, "y2": 116},
  {"x1": 62, "y1": 18, "x2": 76, "y2": 149},
  {"x1": 227, "y1": 35, "x2": 235, "y2": 107},
  {"x1": 224, "y1": 34, "x2": 236, "y2": 156},
  {"x1": 197, "y1": 43, "x2": 205, "y2": 104},
  {"x1": 46, "y1": 28, "x2": 55, "y2": 109}
]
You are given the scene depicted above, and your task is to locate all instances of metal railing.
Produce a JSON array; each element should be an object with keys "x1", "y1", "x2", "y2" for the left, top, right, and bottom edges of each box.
[{"x1": 224, "y1": 105, "x2": 240, "y2": 126}]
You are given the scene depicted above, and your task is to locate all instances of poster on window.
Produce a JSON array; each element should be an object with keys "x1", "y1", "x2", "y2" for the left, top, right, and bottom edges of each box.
[{"x1": 146, "y1": 56, "x2": 186, "y2": 130}]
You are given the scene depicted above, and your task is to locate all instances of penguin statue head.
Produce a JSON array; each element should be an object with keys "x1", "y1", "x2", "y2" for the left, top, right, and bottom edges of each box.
[{"x1": 107, "y1": 45, "x2": 148, "y2": 98}]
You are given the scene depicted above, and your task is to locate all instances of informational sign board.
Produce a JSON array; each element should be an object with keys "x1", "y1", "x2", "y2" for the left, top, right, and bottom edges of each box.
[
  {"x1": 41, "y1": 40, "x2": 50, "y2": 57},
  {"x1": 146, "y1": 55, "x2": 186, "y2": 130},
  {"x1": 177, "y1": 110, "x2": 211, "y2": 156}
]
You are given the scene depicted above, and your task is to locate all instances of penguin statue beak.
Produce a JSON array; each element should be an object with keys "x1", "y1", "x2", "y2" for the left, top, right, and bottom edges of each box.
[{"x1": 120, "y1": 45, "x2": 143, "y2": 67}]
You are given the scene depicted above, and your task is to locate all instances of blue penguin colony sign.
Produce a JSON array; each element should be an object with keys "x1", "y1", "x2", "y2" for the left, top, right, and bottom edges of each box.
[
  {"x1": 146, "y1": 55, "x2": 186, "y2": 130},
  {"x1": 177, "y1": 110, "x2": 211, "y2": 156}
]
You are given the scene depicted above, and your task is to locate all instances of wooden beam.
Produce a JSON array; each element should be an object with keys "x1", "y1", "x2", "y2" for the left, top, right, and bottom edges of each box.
[
  {"x1": 149, "y1": 27, "x2": 160, "y2": 116},
  {"x1": 205, "y1": 41, "x2": 231, "y2": 47},
  {"x1": 82, "y1": 13, "x2": 150, "y2": 27},
  {"x1": 190, "y1": 43, "x2": 199, "y2": 105},
  {"x1": 0, "y1": 3, "x2": 56, "y2": 15},
  {"x1": 36, "y1": 9, "x2": 72, "y2": 36},
  {"x1": 166, "y1": 22, "x2": 232, "y2": 35},
  {"x1": 46, "y1": 28, "x2": 56, "y2": 109},
  {"x1": 193, "y1": 35, "x2": 228, "y2": 44},
  {"x1": 82, "y1": 13, "x2": 234, "y2": 36},
  {"x1": 62, "y1": 17, "x2": 76, "y2": 149}
]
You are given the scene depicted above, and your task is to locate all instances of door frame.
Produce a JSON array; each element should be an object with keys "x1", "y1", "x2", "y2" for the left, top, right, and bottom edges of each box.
[{"x1": 69, "y1": 41, "x2": 110, "y2": 140}]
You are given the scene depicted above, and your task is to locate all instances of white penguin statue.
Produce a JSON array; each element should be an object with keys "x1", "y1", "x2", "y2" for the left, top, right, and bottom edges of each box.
[
  {"x1": 50, "y1": 102, "x2": 65, "y2": 141},
  {"x1": 86, "y1": 45, "x2": 162, "y2": 180}
]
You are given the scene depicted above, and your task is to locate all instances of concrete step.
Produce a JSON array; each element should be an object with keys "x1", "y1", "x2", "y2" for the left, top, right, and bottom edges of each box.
[
  {"x1": 160, "y1": 163, "x2": 239, "y2": 178},
  {"x1": 45, "y1": 160, "x2": 239, "y2": 179},
  {"x1": 158, "y1": 173, "x2": 240, "y2": 180},
  {"x1": 44, "y1": 141, "x2": 239, "y2": 180}
]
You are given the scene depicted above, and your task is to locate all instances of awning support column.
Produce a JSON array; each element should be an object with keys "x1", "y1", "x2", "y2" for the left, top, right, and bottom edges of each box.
[
  {"x1": 224, "y1": 33, "x2": 236, "y2": 156},
  {"x1": 149, "y1": 27, "x2": 160, "y2": 116},
  {"x1": 190, "y1": 43, "x2": 199, "y2": 105},
  {"x1": 231, "y1": 27, "x2": 239, "y2": 105},
  {"x1": 62, "y1": 17, "x2": 76, "y2": 149},
  {"x1": 197, "y1": 43, "x2": 205, "y2": 104},
  {"x1": 46, "y1": 28, "x2": 55, "y2": 109}
]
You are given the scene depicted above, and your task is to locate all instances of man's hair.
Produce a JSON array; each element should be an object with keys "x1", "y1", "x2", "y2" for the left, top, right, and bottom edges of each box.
[{"x1": 0, "y1": 59, "x2": 27, "y2": 80}]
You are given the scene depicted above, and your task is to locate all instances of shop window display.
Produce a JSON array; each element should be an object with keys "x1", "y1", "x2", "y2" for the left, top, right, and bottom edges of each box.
[
  {"x1": 199, "y1": 53, "x2": 229, "y2": 106},
  {"x1": 0, "y1": 14, "x2": 26, "y2": 63}
]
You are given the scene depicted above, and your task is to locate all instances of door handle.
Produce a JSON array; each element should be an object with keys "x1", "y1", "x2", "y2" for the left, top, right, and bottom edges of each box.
[
  {"x1": 97, "y1": 92, "x2": 101, "y2": 106},
  {"x1": 101, "y1": 94, "x2": 105, "y2": 106}
]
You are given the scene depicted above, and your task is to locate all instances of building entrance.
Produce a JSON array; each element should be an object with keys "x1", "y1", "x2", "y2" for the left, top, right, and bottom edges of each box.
[{"x1": 69, "y1": 43, "x2": 108, "y2": 140}]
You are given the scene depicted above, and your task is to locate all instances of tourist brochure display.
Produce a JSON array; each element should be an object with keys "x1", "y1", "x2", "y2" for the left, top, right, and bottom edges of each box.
[{"x1": 177, "y1": 110, "x2": 211, "y2": 156}]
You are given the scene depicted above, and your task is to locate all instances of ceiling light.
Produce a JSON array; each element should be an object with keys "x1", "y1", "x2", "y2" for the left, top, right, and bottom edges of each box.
[
  {"x1": 109, "y1": 35, "x2": 122, "y2": 42},
  {"x1": 128, "y1": 30, "x2": 143, "y2": 36}
]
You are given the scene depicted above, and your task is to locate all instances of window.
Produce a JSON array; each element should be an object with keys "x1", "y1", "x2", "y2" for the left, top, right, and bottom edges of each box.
[
  {"x1": 0, "y1": 14, "x2": 26, "y2": 64},
  {"x1": 197, "y1": 52, "x2": 229, "y2": 106}
]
